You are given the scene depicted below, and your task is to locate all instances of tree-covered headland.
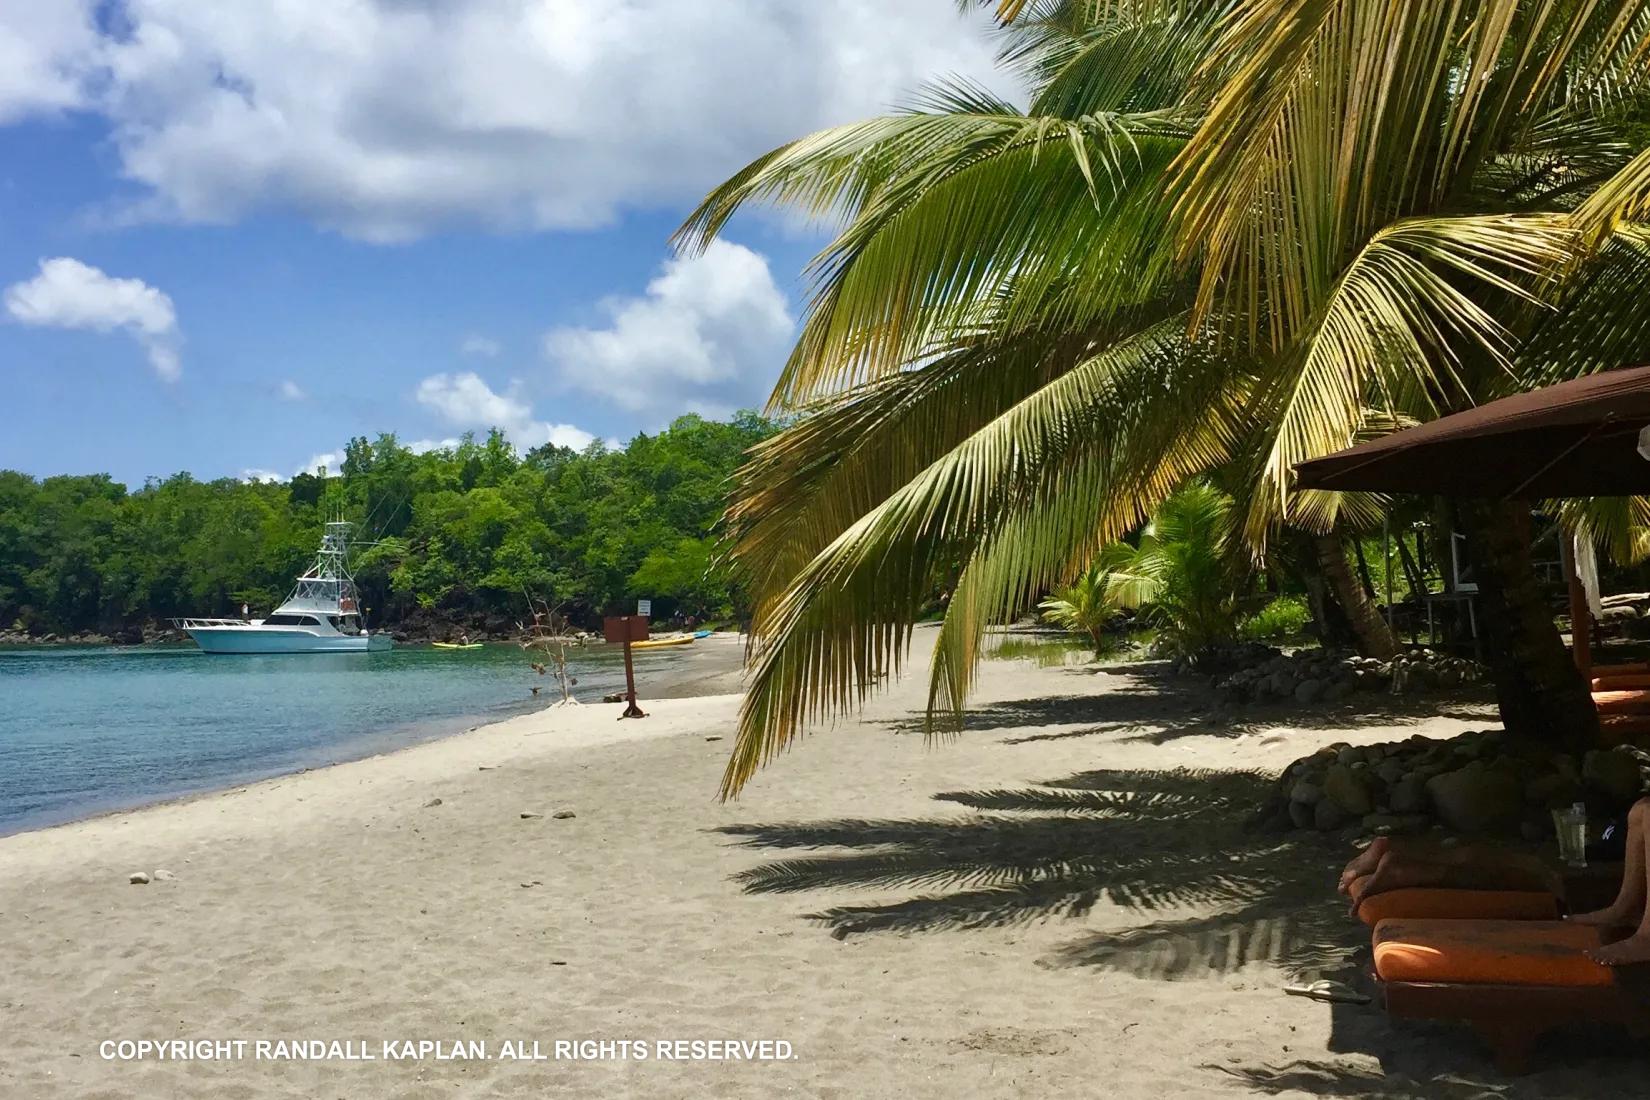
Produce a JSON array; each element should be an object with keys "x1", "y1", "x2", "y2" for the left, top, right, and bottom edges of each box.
[{"x1": 0, "y1": 413, "x2": 773, "y2": 640}]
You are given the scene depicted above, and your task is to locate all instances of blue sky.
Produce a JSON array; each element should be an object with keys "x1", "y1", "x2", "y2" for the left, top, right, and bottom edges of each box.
[{"x1": 0, "y1": 1, "x2": 1005, "y2": 485}]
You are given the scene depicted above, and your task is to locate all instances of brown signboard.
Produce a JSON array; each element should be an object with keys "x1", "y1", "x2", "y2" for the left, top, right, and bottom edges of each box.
[{"x1": 602, "y1": 615, "x2": 650, "y2": 644}]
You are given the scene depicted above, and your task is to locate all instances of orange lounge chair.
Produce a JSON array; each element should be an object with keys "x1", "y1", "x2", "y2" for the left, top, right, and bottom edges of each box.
[
  {"x1": 1349, "y1": 876, "x2": 1560, "y2": 926},
  {"x1": 1593, "y1": 689, "x2": 1650, "y2": 716},
  {"x1": 1372, "y1": 918, "x2": 1650, "y2": 1072},
  {"x1": 1591, "y1": 662, "x2": 1650, "y2": 679},
  {"x1": 1593, "y1": 673, "x2": 1650, "y2": 692},
  {"x1": 1601, "y1": 712, "x2": 1650, "y2": 741}
]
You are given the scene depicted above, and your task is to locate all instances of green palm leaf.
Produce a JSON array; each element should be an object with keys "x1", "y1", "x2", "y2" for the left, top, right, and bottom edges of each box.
[{"x1": 688, "y1": 0, "x2": 1650, "y2": 795}]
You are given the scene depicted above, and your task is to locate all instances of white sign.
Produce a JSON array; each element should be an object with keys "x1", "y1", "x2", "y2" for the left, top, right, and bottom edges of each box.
[{"x1": 637, "y1": 599, "x2": 652, "y2": 617}]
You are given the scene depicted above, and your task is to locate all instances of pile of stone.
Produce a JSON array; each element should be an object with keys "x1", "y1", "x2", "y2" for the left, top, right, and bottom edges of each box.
[
  {"x1": 1211, "y1": 646, "x2": 1485, "y2": 706},
  {"x1": 1600, "y1": 593, "x2": 1650, "y2": 637},
  {"x1": 1258, "y1": 728, "x2": 1647, "y2": 838}
]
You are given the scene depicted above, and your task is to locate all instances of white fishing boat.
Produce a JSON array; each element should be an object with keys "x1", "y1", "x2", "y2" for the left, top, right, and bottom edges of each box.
[{"x1": 178, "y1": 522, "x2": 393, "y2": 654}]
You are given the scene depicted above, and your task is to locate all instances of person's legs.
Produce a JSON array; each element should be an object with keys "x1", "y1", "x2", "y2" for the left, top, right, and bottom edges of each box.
[
  {"x1": 1338, "y1": 836, "x2": 1390, "y2": 894},
  {"x1": 1588, "y1": 800, "x2": 1650, "y2": 965},
  {"x1": 1351, "y1": 842, "x2": 1560, "y2": 911},
  {"x1": 1573, "y1": 797, "x2": 1649, "y2": 929},
  {"x1": 1338, "y1": 836, "x2": 1485, "y2": 894},
  {"x1": 1343, "y1": 799, "x2": 1647, "y2": 911}
]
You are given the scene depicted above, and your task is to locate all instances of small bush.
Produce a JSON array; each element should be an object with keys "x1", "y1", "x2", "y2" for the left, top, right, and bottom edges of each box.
[{"x1": 1239, "y1": 596, "x2": 1310, "y2": 641}]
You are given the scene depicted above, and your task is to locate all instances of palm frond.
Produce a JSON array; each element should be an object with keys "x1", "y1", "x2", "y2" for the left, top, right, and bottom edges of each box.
[
  {"x1": 1245, "y1": 214, "x2": 1574, "y2": 546},
  {"x1": 727, "y1": 330, "x2": 1080, "y2": 622},
  {"x1": 1172, "y1": 0, "x2": 1637, "y2": 345},
  {"x1": 727, "y1": 319, "x2": 1249, "y2": 793},
  {"x1": 1552, "y1": 496, "x2": 1650, "y2": 565},
  {"x1": 693, "y1": 0, "x2": 1650, "y2": 794},
  {"x1": 1523, "y1": 225, "x2": 1650, "y2": 383},
  {"x1": 776, "y1": 111, "x2": 1187, "y2": 404},
  {"x1": 1574, "y1": 143, "x2": 1650, "y2": 242}
]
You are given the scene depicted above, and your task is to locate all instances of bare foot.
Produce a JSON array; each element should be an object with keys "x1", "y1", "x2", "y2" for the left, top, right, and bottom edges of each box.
[
  {"x1": 1571, "y1": 903, "x2": 1641, "y2": 928},
  {"x1": 1588, "y1": 932, "x2": 1650, "y2": 966},
  {"x1": 1338, "y1": 837, "x2": 1389, "y2": 895}
]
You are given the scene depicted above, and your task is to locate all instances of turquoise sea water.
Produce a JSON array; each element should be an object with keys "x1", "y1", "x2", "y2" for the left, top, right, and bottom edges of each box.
[{"x1": 0, "y1": 643, "x2": 633, "y2": 836}]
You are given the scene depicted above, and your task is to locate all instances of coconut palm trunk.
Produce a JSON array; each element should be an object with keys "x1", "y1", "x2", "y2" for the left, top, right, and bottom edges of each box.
[
  {"x1": 1457, "y1": 500, "x2": 1599, "y2": 749},
  {"x1": 1314, "y1": 535, "x2": 1398, "y2": 660}
]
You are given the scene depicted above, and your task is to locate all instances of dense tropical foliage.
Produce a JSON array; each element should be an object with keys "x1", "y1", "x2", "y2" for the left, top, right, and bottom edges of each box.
[
  {"x1": 1238, "y1": 595, "x2": 1311, "y2": 643},
  {"x1": 0, "y1": 414, "x2": 772, "y2": 637},
  {"x1": 683, "y1": 0, "x2": 1650, "y2": 794},
  {"x1": 1098, "y1": 481, "x2": 1251, "y2": 663},
  {"x1": 1040, "y1": 481, "x2": 1252, "y2": 661},
  {"x1": 1037, "y1": 561, "x2": 1121, "y2": 654}
]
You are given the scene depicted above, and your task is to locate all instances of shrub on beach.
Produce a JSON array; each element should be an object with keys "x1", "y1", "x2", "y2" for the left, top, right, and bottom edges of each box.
[
  {"x1": 1037, "y1": 482, "x2": 1250, "y2": 665},
  {"x1": 1103, "y1": 482, "x2": 1250, "y2": 667},
  {"x1": 1239, "y1": 596, "x2": 1310, "y2": 642},
  {"x1": 1037, "y1": 562, "x2": 1121, "y2": 655}
]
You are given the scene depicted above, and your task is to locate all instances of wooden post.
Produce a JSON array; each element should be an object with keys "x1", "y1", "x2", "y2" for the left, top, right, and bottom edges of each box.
[
  {"x1": 620, "y1": 635, "x2": 645, "y2": 719},
  {"x1": 1560, "y1": 536, "x2": 1592, "y2": 674},
  {"x1": 604, "y1": 614, "x2": 649, "y2": 719}
]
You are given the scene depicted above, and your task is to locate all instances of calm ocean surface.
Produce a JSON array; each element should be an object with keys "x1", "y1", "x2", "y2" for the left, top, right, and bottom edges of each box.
[{"x1": 0, "y1": 643, "x2": 634, "y2": 836}]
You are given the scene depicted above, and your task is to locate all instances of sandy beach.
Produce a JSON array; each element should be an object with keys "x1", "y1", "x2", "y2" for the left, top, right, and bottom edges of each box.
[{"x1": 1, "y1": 631, "x2": 1638, "y2": 1098}]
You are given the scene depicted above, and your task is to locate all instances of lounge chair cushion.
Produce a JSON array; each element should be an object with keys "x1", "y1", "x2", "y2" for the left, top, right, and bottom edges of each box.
[
  {"x1": 1593, "y1": 673, "x2": 1650, "y2": 692},
  {"x1": 1593, "y1": 689, "x2": 1650, "y2": 715},
  {"x1": 1351, "y1": 880, "x2": 1559, "y2": 926},
  {"x1": 1600, "y1": 713, "x2": 1650, "y2": 740},
  {"x1": 1591, "y1": 662, "x2": 1650, "y2": 679},
  {"x1": 1373, "y1": 919, "x2": 1614, "y2": 987}
]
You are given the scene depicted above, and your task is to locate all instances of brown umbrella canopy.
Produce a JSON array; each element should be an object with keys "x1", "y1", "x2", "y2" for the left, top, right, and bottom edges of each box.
[{"x1": 1293, "y1": 365, "x2": 1650, "y2": 497}]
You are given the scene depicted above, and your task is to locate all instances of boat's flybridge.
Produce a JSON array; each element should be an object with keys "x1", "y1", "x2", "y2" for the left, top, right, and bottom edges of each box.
[{"x1": 177, "y1": 521, "x2": 393, "y2": 654}]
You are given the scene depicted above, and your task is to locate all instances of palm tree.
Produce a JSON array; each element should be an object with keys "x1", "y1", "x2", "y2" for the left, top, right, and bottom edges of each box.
[
  {"x1": 1037, "y1": 559, "x2": 1121, "y2": 655},
  {"x1": 681, "y1": 0, "x2": 1650, "y2": 795},
  {"x1": 1100, "y1": 480, "x2": 1250, "y2": 665}
]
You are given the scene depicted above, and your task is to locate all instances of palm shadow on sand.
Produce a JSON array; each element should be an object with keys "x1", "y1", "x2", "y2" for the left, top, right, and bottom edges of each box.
[
  {"x1": 718, "y1": 766, "x2": 1357, "y2": 979},
  {"x1": 717, "y1": 755, "x2": 1644, "y2": 1090},
  {"x1": 875, "y1": 666, "x2": 1496, "y2": 747}
]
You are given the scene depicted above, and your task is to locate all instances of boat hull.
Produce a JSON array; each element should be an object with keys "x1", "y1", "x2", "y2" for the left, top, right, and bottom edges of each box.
[{"x1": 186, "y1": 627, "x2": 393, "y2": 654}]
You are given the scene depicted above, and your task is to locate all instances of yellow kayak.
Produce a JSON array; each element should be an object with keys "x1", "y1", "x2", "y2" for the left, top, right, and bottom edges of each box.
[
  {"x1": 432, "y1": 642, "x2": 483, "y2": 650},
  {"x1": 630, "y1": 636, "x2": 694, "y2": 650}
]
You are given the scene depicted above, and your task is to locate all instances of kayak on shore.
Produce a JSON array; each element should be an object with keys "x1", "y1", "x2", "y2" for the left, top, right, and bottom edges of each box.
[{"x1": 631, "y1": 636, "x2": 694, "y2": 651}]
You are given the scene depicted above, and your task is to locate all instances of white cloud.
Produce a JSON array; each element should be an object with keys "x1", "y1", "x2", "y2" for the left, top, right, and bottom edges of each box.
[
  {"x1": 3, "y1": 257, "x2": 182, "y2": 381},
  {"x1": 241, "y1": 468, "x2": 282, "y2": 484},
  {"x1": 0, "y1": 5, "x2": 98, "y2": 123},
  {"x1": 544, "y1": 240, "x2": 793, "y2": 420},
  {"x1": 459, "y1": 334, "x2": 501, "y2": 358},
  {"x1": 0, "y1": 1, "x2": 1008, "y2": 240},
  {"x1": 415, "y1": 371, "x2": 595, "y2": 451},
  {"x1": 406, "y1": 437, "x2": 462, "y2": 455},
  {"x1": 297, "y1": 452, "x2": 341, "y2": 477},
  {"x1": 277, "y1": 379, "x2": 307, "y2": 401}
]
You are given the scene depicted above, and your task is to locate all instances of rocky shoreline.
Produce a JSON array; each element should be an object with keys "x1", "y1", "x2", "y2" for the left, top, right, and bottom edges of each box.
[
  {"x1": 2, "y1": 608, "x2": 712, "y2": 649},
  {"x1": 0, "y1": 626, "x2": 169, "y2": 647}
]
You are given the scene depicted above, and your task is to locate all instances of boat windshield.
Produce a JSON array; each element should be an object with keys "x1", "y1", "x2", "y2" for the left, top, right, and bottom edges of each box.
[{"x1": 262, "y1": 614, "x2": 322, "y2": 627}]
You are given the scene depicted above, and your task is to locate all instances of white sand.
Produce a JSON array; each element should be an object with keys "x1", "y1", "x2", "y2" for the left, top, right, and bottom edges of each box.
[{"x1": 0, "y1": 637, "x2": 1630, "y2": 1097}]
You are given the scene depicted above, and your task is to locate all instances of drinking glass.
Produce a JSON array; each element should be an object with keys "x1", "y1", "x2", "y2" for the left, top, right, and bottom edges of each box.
[{"x1": 1552, "y1": 803, "x2": 1587, "y2": 868}]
